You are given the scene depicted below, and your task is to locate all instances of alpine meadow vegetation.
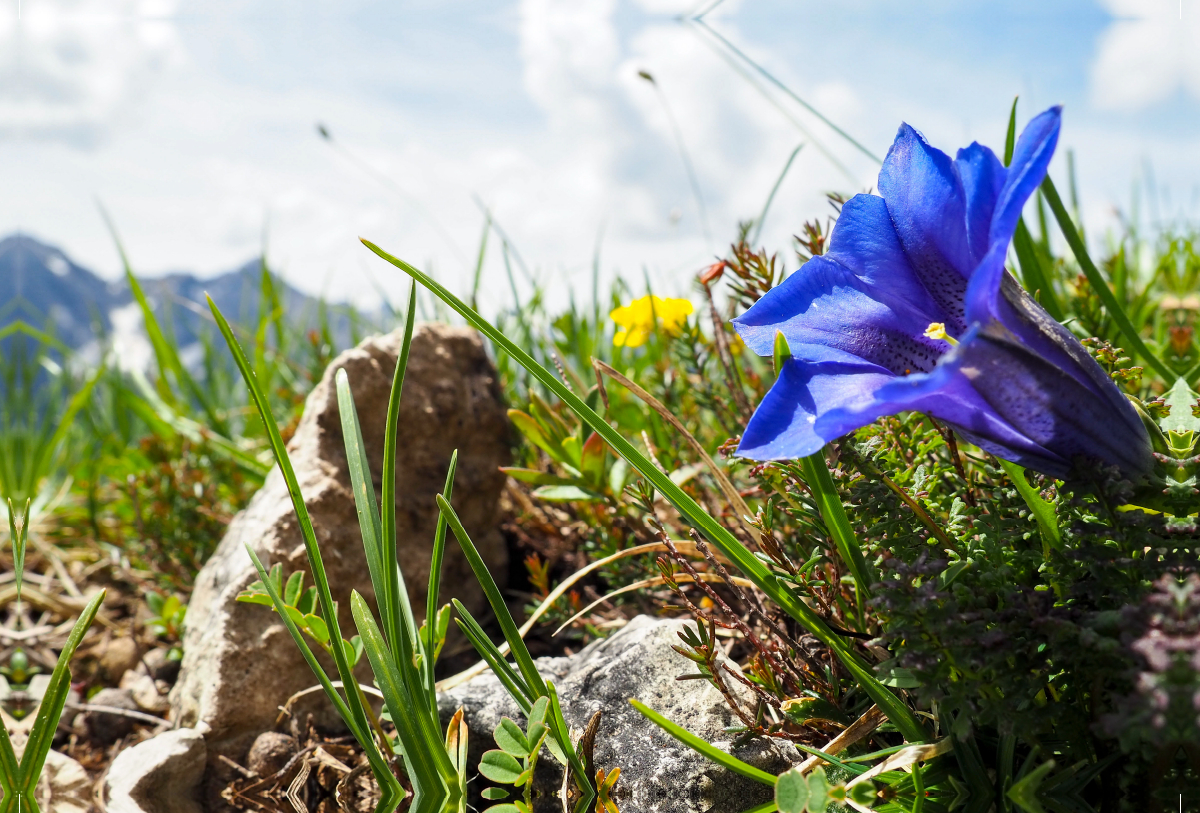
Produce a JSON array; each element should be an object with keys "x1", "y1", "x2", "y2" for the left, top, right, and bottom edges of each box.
[{"x1": 3, "y1": 98, "x2": 1200, "y2": 813}]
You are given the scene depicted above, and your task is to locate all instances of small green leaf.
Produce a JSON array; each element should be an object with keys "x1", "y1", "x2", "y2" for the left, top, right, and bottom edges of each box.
[
  {"x1": 302, "y1": 613, "x2": 329, "y2": 645},
  {"x1": 561, "y1": 435, "x2": 583, "y2": 468},
  {"x1": 495, "y1": 718, "x2": 531, "y2": 757},
  {"x1": 485, "y1": 805, "x2": 523, "y2": 813},
  {"x1": 775, "y1": 767, "x2": 810, "y2": 813},
  {"x1": 509, "y1": 410, "x2": 557, "y2": 460},
  {"x1": 780, "y1": 696, "x2": 851, "y2": 726},
  {"x1": 528, "y1": 696, "x2": 549, "y2": 726},
  {"x1": 478, "y1": 750, "x2": 524, "y2": 784},
  {"x1": 145, "y1": 591, "x2": 165, "y2": 616},
  {"x1": 500, "y1": 467, "x2": 576, "y2": 486},
  {"x1": 297, "y1": 586, "x2": 318, "y2": 615},
  {"x1": 482, "y1": 787, "x2": 510, "y2": 800},
  {"x1": 285, "y1": 571, "x2": 304, "y2": 605},
  {"x1": 875, "y1": 659, "x2": 922, "y2": 689},
  {"x1": 848, "y1": 780, "x2": 878, "y2": 805},
  {"x1": 998, "y1": 459, "x2": 1061, "y2": 552},
  {"x1": 1008, "y1": 758, "x2": 1056, "y2": 813},
  {"x1": 772, "y1": 330, "x2": 791, "y2": 377},
  {"x1": 806, "y1": 767, "x2": 829, "y2": 811},
  {"x1": 938, "y1": 561, "x2": 971, "y2": 589},
  {"x1": 8, "y1": 499, "x2": 28, "y2": 600},
  {"x1": 236, "y1": 593, "x2": 275, "y2": 607},
  {"x1": 533, "y1": 485, "x2": 601, "y2": 502}
]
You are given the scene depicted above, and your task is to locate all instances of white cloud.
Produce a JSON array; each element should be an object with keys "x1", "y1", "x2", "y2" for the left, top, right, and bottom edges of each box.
[
  {"x1": 0, "y1": 0, "x2": 183, "y2": 145},
  {"x1": 1091, "y1": 0, "x2": 1200, "y2": 110}
]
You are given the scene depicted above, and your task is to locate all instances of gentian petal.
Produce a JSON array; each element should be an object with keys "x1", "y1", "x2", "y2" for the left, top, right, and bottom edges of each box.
[
  {"x1": 736, "y1": 358, "x2": 894, "y2": 460},
  {"x1": 824, "y1": 194, "x2": 949, "y2": 320},
  {"x1": 822, "y1": 323, "x2": 1154, "y2": 479},
  {"x1": 733, "y1": 255, "x2": 947, "y2": 375},
  {"x1": 966, "y1": 243, "x2": 1132, "y2": 411},
  {"x1": 879, "y1": 123, "x2": 972, "y2": 331},
  {"x1": 954, "y1": 143, "x2": 1006, "y2": 266},
  {"x1": 814, "y1": 341, "x2": 1072, "y2": 476},
  {"x1": 989, "y1": 106, "x2": 1062, "y2": 248}
]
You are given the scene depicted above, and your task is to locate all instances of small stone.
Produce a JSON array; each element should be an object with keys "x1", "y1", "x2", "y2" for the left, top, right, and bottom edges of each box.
[
  {"x1": 106, "y1": 728, "x2": 206, "y2": 813},
  {"x1": 100, "y1": 637, "x2": 140, "y2": 682},
  {"x1": 84, "y1": 687, "x2": 140, "y2": 743},
  {"x1": 120, "y1": 671, "x2": 170, "y2": 714},
  {"x1": 246, "y1": 731, "x2": 299, "y2": 777},
  {"x1": 142, "y1": 647, "x2": 182, "y2": 683}
]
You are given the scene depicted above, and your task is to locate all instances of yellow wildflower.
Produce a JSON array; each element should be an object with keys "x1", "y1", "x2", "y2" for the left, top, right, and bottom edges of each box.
[{"x1": 610, "y1": 295, "x2": 693, "y2": 347}]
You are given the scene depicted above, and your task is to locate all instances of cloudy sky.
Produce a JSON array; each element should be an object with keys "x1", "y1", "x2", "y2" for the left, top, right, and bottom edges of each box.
[{"x1": 3, "y1": 0, "x2": 1200, "y2": 309}]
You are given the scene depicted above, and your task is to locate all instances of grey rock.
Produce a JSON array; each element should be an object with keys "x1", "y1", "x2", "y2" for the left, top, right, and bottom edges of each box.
[
  {"x1": 245, "y1": 731, "x2": 298, "y2": 777},
  {"x1": 106, "y1": 728, "x2": 206, "y2": 813},
  {"x1": 170, "y1": 324, "x2": 511, "y2": 768},
  {"x1": 440, "y1": 615, "x2": 800, "y2": 813},
  {"x1": 85, "y1": 687, "x2": 140, "y2": 743}
]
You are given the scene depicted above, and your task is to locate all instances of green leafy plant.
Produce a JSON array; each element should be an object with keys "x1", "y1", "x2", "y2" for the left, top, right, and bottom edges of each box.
[
  {"x1": 476, "y1": 696, "x2": 552, "y2": 813},
  {"x1": 237, "y1": 566, "x2": 365, "y2": 666},
  {"x1": 436, "y1": 496, "x2": 597, "y2": 811},
  {"x1": 211, "y1": 284, "x2": 463, "y2": 813}
]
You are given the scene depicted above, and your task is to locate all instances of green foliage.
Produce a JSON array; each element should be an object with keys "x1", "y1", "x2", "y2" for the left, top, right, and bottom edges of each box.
[
  {"x1": 476, "y1": 697, "x2": 552, "y2": 812},
  {"x1": 237, "y1": 564, "x2": 365, "y2": 666}
]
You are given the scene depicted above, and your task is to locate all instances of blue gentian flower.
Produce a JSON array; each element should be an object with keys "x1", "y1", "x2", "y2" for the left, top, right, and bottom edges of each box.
[{"x1": 733, "y1": 107, "x2": 1154, "y2": 481}]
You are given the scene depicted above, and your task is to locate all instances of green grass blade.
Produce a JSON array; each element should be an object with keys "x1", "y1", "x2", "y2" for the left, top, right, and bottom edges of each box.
[
  {"x1": 452, "y1": 605, "x2": 534, "y2": 712},
  {"x1": 470, "y1": 215, "x2": 491, "y2": 311},
  {"x1": 208, "y1": 295, "x2": 381, "y2": 761},
  {"x1": 6, "y1": 499, "x2": 27, "y2": 600},
  {"x1": 335, "y1": 372, "x2": 391, "y2": 633},
  {"x1": 1003, "y1": 97, "x2": 1018, "y2": 166},
  {"x1": 17, "y1": 591, "x2": 104, "y2": 796},
  {"x1": 1041, "y1": 178, "x2": 1173, "y2": 381},
  {"x1": 361, "y1": 240, "x2": 928, "y2": 743},
  {"x1": 1012, "y1": 219, "x2": 1064, "y2": 320},
  {"x1": 750, "y1": 143, "x2": 803, "y2": 246},
  {"x1": 629, "y1": 699, "x2": 776, "y2": 786},
  {"x1": 425, "y1": 449, "x2": 458, "y2": 716},
  {"x1": 350, "y1": 592, "x2": 454, "y2": 810},
  {"x1": 0, "y1": 716, "x2": 19, "y2": 812},
  {"x1": 799, "y1": 453, "x2": 872, "y2": 601},
  {"x1": 381, "y1": 281, "x2": 420, "y2": 661},
  {"x1": 102, "y1": 210, "x2": 229, "y2": 434},
  {"x1": 998, "y1": 460, "x2": 1061, "y2": 551},
  {"x1": 28, "y1": 365, "x2": 105, "y2": 497},
  {"x1": 546, "y1": 680, "x2": 593, "y2": 807},
  {"x1": 127, "y1": 369, "x2": 270, "y2": 476},
  {"x1": 436, "y1": 495, "x2": 546, "y2": 697}
]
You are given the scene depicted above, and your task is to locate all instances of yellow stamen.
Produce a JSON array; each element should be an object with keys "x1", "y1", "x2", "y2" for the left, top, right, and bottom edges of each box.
[{"x1": 924, "y1": 322, "x2": 957, "y2": 346}]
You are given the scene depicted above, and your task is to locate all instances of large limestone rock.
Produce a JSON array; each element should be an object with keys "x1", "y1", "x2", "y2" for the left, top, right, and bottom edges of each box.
[
  {"x1": 440, "y1": 616, "x2": 800, "y2": 813},
  {"x1": 171, "y1": 324, "x2": 511, "y2": 766}
]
